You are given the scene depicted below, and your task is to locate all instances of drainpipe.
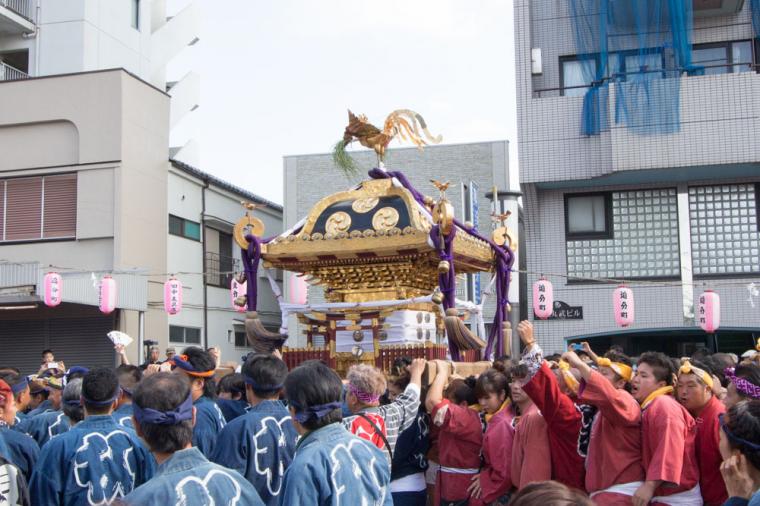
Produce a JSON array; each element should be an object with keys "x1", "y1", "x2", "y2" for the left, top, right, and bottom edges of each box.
[
  {"x1": 138, "y1": 310, "x2": 145, "y2": 364},
  {"x1": 201, "y1": 179, "x2": 209, "y2": 349}
]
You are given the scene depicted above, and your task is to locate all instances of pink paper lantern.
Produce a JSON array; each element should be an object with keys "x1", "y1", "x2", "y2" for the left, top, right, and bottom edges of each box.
[
  {"x1": 613, "y1": 285, "x2": 634, "y2": 327},
  {"x1": 289, "y1": 274, "x2": 308, "y2": 305},
  {"x1": 163, "y1": 277, "x2": 183, "y2": 315},
  {"x1": 698, "y1": 290, "x2": 720, "y2": 333},
  {"x1": 43, "y1": 272, "x2": 62, "y2": 307},
  {"x1": 230, "y1": 278, "x2": 246, "y2": 313},
  {"x1": 533, "y1": 278, "x2": 553, "y2": 320},
  {"x1": 99, "y1": 275, "x2": 117, "y2": 314}
]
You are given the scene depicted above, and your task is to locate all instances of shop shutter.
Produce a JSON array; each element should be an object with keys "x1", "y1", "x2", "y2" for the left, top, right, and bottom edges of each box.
[
  {"x1": 5, "y1": 177, "x2": 42, "y2": 241},
  {"x1": 48, "y1": 316, "x2": 116, "y2": 370},
  {"x1": 0, "y1": 321, "x2": 47, "y2": 375},
  {"x1": 43, "y1": 174, "x2": 77, "y2": 239}
]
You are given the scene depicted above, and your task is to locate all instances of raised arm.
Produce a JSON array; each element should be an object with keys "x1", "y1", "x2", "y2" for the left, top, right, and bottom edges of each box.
[{"x1": 425, "y1": 360, "x2": 450, "y2": 414}]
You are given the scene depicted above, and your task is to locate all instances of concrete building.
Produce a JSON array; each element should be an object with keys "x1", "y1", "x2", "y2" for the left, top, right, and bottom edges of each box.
[
  {"x1": 283, "y1": 141, "x2": 523, "y2": 351},
  {"x1": 0, "y1": 0, "x2": 199, "y2": 163},
  {"x1": 0, "y1": 69, "x2": 169, "y2": 373},
  {"x1": 167, "y1": 160, "x2": 283, "y2": 366},
  {"x1": 515, "y1": 1, "x2": 760, "y2": 354}
]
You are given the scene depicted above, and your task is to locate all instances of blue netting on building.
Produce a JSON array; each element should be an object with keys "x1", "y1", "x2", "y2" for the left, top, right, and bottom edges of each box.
[{"x1": 569, "y1": 0, "x2": 699, "y2": 136}]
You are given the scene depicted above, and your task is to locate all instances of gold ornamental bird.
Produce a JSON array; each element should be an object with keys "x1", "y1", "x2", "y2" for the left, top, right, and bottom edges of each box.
[{"x1": 333, "y1": 109, "x2": 442, "y2": 175}]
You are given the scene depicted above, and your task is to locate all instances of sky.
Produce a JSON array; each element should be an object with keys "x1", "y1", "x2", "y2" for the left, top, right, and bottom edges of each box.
[{"x1": 168, "y1": 0, "x2": 518, "y2": 205}]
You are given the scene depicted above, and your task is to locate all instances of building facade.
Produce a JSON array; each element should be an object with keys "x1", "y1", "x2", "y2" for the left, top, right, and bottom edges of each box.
[
  {"x1": 283, "y1": 141, "x2": 522, "y2": 352},
  {"x1": 0, "y1": 0, "x2": 199, "y2": 163},
  {"x1": 515, "y1": 0, "x2": 760, "y2": 354},
  {"x1": 0, "y1": 69, "x2": 170, "y2": 373},
  {"x1": 167, "y1": 160, "x2": 283, "y2": 366}
]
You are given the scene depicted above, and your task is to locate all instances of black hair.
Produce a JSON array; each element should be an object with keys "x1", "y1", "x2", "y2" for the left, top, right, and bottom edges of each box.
[
  {"x1": 81, "y1": 367, "x2": 120, "y2": 414},
  {"x1": 638, "y1": 351, "x2": 677, "y2": 386},
  {"x1": 545, "y1": 353, "x2": 562, "y2": 363},
  {"x1": 181, "y1": 347, "x2": 217, "y2": 399},
  {"x1": 0, "y1": 373, "x2": 28, "y2": 402},
  {"x1": 133, "y1": 372, "x2": 194, "y2": 454},
  {"x1": 725, "y1": 401, "x2": 760, "y2": 470},
  {"x1": 41, "y1": 350, "x2": 53, "y2": 357},
  {"x1": 218, "y1": 373, "x2": 246, "y2": 400},
  {"x1": 242, "y1": 353, "x2": 288, "y2": 399},
  {"x1": 66, "y1": 370, "x2": 88, "y2": 382},
  {"x1": 116, "y1": 365, "x2": 143, "y2": 397},
  {"x1": 62, "y1": 378, "x2": 84, "y2": 423},
  {"x1": 0, "y1": 367, "x2": 20, "y2": 376},
  {"x1": 475, "y1": 368, "x2": 511, "y2": 401},
  {"x1": 284, "y1": 360, "x2": 343, "y2": 431},
  {"x1": 445, "y1": 376, "x2": 478, "y2": 406},
  {"x1": 391, "y1": 356, "x2": 413, "y2": 377},
  {"x1": 609, "y1": 344, "x2": 625, "y2": 354}
]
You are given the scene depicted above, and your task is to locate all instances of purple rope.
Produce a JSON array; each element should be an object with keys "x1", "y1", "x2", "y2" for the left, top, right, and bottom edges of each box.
[
  {"x1": 430, "y1": 225, "x2": 460, "y2": 361},
  {"x1": 369, "y1": 168, "x2": 515, "y2": 359},
  {"x1": 241, "y1": 234, "x2": 261, "y2": 311}
]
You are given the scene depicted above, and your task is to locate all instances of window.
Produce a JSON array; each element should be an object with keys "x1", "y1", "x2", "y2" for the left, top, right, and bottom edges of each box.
[
  {"x1": 565, "y1": 193, "x2": 612, "y2": 239},
  {"x1": 0, "y1": 174, "x2": 77, "y2": 243},
  {"x1": 169, "y1": 325, "x2": 201, "y2": 344},
  {"x1": 234, "y1": 330, "x2": 247, "y2": 348},
  {"x1": 560, "y1": 57, "x2": 596, "y2": 97},
  {"x1": 756, "y1": 183, "x2": 760, "y2": 233},
  {"x1": 169, "y1": 215, "x2": 201, "y2": 241},
  {"x1": 692, "y1": 41, "x2": 754, "y2": 75},
  {"x1": 131, "y1": 0, "x2": 140, "y2": 30}
]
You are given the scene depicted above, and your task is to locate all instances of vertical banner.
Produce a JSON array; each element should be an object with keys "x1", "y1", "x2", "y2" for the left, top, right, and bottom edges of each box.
[{"x1": 470, "y1": 181, "x2": 481, "y2": 305}]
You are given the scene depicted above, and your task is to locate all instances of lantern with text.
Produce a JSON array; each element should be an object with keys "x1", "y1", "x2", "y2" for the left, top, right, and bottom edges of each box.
[
  {"x1": 289, "y1": 274, "x2": 308, "y2": 305},
  {"x1": 698, "y1": 290, "x2": 720, "y2": 333},
  {"x1": 230, "y1": 278, "x2": 247, "y2": 313},
  {"x1": 99, "y1": 275, "x2": 117, "y2": 314},
  {"x1": 163, "y1": 277, "x2": 183, "y2": 315},
  {"x1": 613, "y1": 285, "x2": 634, "y2": 327},
  {"x1": 43, "y1": 272, "x2": 63, "y2": 307},
  {"x1": 533, "y1": 278, "x2": 553, "y2": 320}
]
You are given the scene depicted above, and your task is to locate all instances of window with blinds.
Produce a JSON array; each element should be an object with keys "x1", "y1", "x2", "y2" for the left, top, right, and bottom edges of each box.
[{"x1": 0, "y1": 173, "x2": 77, "y2": 242}]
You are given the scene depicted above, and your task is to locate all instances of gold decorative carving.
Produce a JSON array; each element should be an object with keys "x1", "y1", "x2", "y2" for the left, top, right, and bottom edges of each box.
[
  {"x1": 352, "y1": 197, "x2": 379, "y2": 213},
  {"x1": 233, "y1": 215, "x2": 265, "y2": 249},
  {"x1": 372, "y1": 207, "x2": 400, "y2": 232},
  {"x1": 432, "y1": 200, "x2": 455, "y2": 235},
  {"x1": 325, "y1": 212, "x2": 352, "y2": 236}
]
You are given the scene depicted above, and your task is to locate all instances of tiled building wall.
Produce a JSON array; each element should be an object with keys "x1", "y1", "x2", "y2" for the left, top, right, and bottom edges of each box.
[
  {"x1": 567, "y1": 189, "x2": 680, "y2": 280},
  {"x1": 515, "y1": 0, "x2": 760, "y2": 184},
  {"x1": 690, "y1": 183, "x2": 760, "y2": 276}
]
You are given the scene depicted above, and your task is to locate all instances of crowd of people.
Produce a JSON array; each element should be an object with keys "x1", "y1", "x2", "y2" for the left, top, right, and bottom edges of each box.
[{"x1": 2, "y1": 323, "x2": 760, "y2": 505}]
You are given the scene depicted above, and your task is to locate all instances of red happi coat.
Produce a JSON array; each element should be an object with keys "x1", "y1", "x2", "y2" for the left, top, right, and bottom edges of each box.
[
  {"x1": 694, "y1": 395, "x2": 727, "y2": 506},
  {"x1": 641, "y1": 394, "x2": 700, "y2": 499},
  {"x1": 431, "y1": 399, "x2": 483, "y2": 505},
  {"x1": 522, "y1": 361, "x2": 586, "y2": 491},
  {"x1": 471, "y1": 405, "x2": 515, "y2": 505},
  {"x1": 346, "y1": 412, "x2": 388, "y2": 452},
  {"x1": 578, "y1": 370, "x2": 644, "y2": 505},
  {"x1": 510, "y1": 404, "x2": 551, "y2": 490}
]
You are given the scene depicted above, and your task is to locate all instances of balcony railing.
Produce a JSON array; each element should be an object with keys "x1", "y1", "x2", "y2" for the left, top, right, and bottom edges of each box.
[
  {"x1": 205, "y1": 252, "x2": 240, "y2": 288},
  {"x1": 0, "y1": 0, "x2": 34, "y2": 22},
  {"x1": 0, "y1": 61, "x2": 28, "y2": 82}
]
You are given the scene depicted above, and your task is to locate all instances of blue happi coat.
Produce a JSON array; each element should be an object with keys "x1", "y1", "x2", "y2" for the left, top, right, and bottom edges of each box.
[
  {"x1": 216, "y1": 398, "x2": 249, "y2": 423},
  {"x1": 0, "y1": 424, "x2": 39, "y2": 481},
  {"x1": 211, "y1": 400, "x2": 297, "y2": 506},
  {"x1": 193, "y1": 396, "x2": 226, "y2": 457},
  {"x1": 124, "y1": 447, "x2": 264, "y2": 505},
  {"x1": 113, "y1": 403, "x2": 134, "y2": 429},
  {"x1": 280, "y1": 422, "x2": 392, "y2": 506},
  {"x1": 29, "y1": 414, "x2": 155, "y2": 506},
  {"x1": 22, "y1": 410, "x2": 71, "y2": 447},
  {"x1": 25, "y1": 399, "x2": 54, "y2": 419}
]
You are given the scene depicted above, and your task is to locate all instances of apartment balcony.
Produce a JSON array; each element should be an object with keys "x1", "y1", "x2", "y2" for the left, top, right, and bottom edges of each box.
[
  {"x1": 0, "y1": 61, "x2": 28, "y2": 81},
  {"x1": 520, "y1": 67, "x2": 760, "y2": 187},
  {"x1": 0, "y1": 0, "x2": 35, "y2": 35},
  {"x1": 205, "y1": 252, "x2": 240, "y2": 288}
]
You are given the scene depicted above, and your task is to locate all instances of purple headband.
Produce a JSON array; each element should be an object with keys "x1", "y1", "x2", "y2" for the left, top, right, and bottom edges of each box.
[
  {"x1": 82, "y1": 388, "x2": 121, "y2": 407},
  {"x1": 348, "y1": 383, "x2": 381, "y2": 404},
  {"x1": 725, "y1": 368, "x2": 760, "y2": 399},
  {"x1": 244, "y1": 375, "x2": 283, "y2": 392},
  {"x1": 133, "y1": 393, "x2": 194, "y2": 426},
  {"x1": 290, "y1": 400, "x2": 342, "y2": 424}
]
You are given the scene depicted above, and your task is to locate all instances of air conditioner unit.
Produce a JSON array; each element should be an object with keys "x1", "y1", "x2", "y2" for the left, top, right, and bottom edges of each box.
[{"x1": 693, "y1": 0, "x2": 745, "y2": 17}]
